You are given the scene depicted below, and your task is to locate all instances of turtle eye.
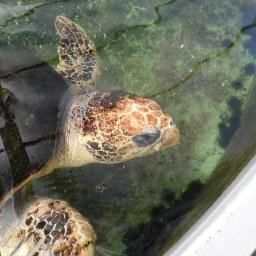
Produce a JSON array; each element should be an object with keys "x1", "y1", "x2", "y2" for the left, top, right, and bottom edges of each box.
[
  {"x1": 170, "y1": 120, "x2": 175, "y2": 127},
  {"x1": 132, "y1": 129, "x2": 161, "y2": 147}
]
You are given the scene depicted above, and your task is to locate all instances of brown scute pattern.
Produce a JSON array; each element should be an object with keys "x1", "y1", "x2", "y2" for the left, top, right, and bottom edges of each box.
[
  {"x1": 68, "y1": 91, "x2": 174, "y2": 163},
  {"x1": 55, "y1": 16, "x2": 98, "y2": 89},
  {"x1": 82, "y1": 92, "x2": 134, "y2": 162},
  {"x1": 0, "y1": 198, "x2": 96, "y2": 256}
]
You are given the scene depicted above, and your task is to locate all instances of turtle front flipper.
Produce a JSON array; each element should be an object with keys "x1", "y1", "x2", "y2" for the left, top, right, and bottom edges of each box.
[
  {"x1": 0, "y1": 198, "x2": 96, "y2": 256},
  {"x1": 55, "y1": 16, "x2": 98, "y2": 90}
]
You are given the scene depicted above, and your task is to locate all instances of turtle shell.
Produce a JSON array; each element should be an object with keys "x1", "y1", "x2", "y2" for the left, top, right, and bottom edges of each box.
[{"x1": 0, "y1": 46, "x2": 68, "y2": 197}]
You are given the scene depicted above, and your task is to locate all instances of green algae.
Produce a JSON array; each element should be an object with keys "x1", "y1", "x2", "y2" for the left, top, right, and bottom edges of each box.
[{"x1": 0, "y1": 0, "x2": 256, "y2": 255}]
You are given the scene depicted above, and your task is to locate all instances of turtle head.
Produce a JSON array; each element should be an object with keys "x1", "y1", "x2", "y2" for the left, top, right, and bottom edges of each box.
[{"x1": 60, "y1": 91, "x2": 180, "y2": 166}]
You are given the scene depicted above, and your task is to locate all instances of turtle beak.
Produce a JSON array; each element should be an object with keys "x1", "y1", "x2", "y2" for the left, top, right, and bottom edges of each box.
[{"x1": 155, "y1": 126, "x2": 180, "y2": 151}]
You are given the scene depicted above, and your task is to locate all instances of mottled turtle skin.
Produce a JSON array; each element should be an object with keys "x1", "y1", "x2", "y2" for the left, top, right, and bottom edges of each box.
[
  {"x1": 57, "y1": 90, "x2": 179, "y2": 168},
  {"x1": 0, "y1": 16, "x2": 180, "y2": 256},
  {"x1": 1, "y1": 199, "x2": 96, "y2": 256}
]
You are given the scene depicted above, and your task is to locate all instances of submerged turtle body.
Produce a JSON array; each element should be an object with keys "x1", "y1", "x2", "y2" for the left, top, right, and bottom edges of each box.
[
  {"x1": 0, "y1": 47, "x2": 68, "y2": 196},
  {"x1": 0, "y1": 16, "x2": 180, "y2": 255}
]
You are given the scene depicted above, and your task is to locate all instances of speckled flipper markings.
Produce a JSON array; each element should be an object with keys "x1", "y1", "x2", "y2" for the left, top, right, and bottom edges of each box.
[
  {"x1": 55, "y1": 16, "x2": 99, "y2": 90},
  {"x1": 0, "y1": 199, "x2": 96, "y2": 256}
]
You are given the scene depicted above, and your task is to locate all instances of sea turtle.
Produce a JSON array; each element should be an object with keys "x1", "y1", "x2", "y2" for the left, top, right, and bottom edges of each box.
[{"x1": 0, "y1": 16, "x2": 180, "y2": 255}]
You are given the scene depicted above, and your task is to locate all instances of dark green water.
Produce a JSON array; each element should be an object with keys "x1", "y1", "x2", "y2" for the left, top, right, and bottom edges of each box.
[{"x1": 0, "y1": 0, "x2": 256, "y2": 255}]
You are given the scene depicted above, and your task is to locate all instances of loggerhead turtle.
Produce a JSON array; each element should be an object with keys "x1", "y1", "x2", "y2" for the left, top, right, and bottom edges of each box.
[{"x1": 0, "y1": 16, "x2": 180, "y2": 255}]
